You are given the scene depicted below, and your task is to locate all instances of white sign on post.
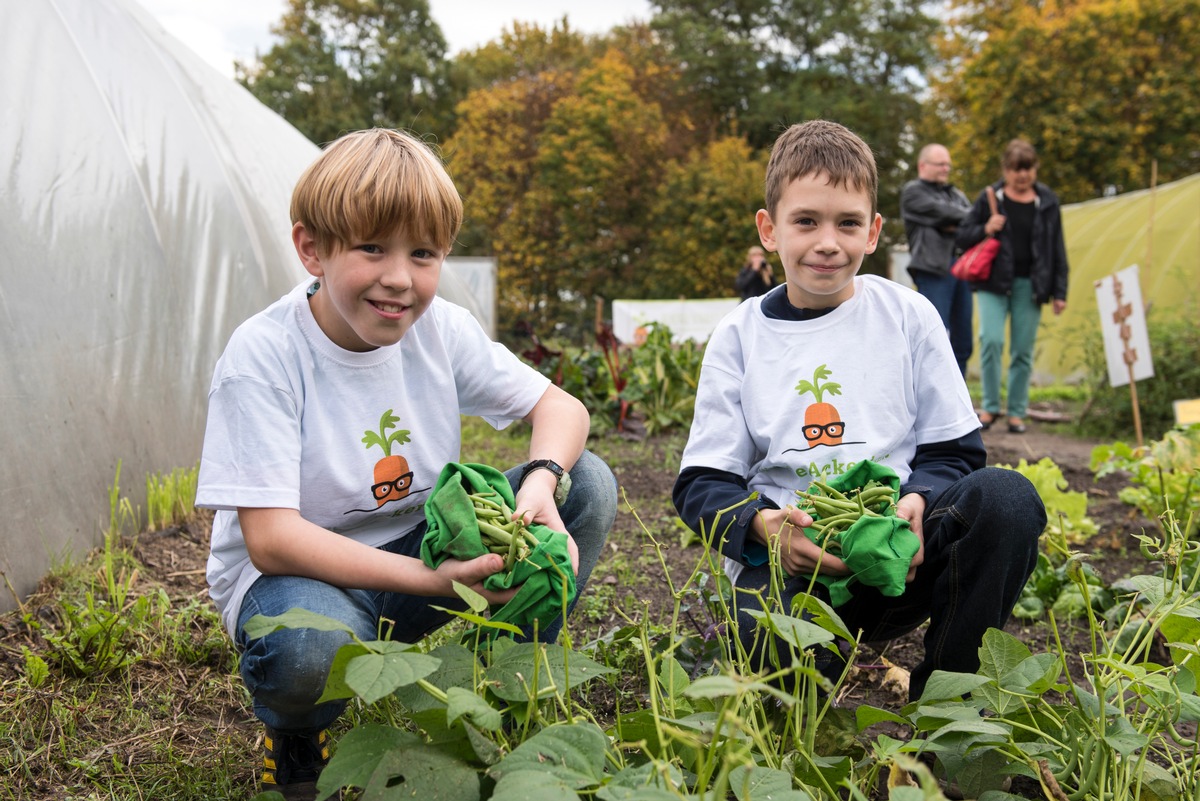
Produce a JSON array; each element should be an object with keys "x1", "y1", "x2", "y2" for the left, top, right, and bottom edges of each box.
[{"x1": 1094, "y1": 264, "x2": 1154, "y2": 388}]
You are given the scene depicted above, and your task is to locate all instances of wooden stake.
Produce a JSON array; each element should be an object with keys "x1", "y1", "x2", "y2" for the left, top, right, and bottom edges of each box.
[{"x1": 1127, "y1": 358, "x2": 1144, "y2": 453}]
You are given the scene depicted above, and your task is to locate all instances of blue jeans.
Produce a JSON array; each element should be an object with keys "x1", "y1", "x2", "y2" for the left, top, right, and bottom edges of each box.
[
  {"x1": 977, "y1": 278, "x2": 1042, "y2": 418},
  {"x1": 730, "y1": 467, "x2": 1045, "y2": 700},
  {"x1": 912, "y1": 271, "x2": 974, "y2": 377},
  {"x1": 234, "y1": 449, "x2": 617, "y2": 733}
]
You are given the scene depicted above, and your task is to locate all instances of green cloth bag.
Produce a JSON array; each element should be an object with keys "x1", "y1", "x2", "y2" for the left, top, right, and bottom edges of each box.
[
  {"x1": 800, "y1": 460, "x2": 919, "y2": 607},
  {"x1": 421, "y1": 462, "x2": 576, "y2": 635}
]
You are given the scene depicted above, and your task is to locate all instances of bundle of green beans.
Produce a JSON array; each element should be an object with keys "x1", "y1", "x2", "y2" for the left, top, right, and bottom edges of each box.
[
  {"x1": 470, "y1": 489, "x2": 540, "y2": 572},
  {"x1": 795, "y1": 479, "x2": 897, "y2": 550}
]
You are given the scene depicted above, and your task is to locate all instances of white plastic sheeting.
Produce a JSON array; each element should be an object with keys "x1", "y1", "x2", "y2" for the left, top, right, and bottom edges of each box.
[
  {"x1": 0, "y1": 0, "x2": 493, "y2": 611},
  {"x1": 612, "y1": 298, "x2": 741, "y2": 345}
]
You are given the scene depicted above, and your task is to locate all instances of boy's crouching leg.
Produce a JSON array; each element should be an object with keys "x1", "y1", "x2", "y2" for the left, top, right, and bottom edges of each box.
[
  {"x1": 236, "y1": 576, "x2": 379, "y2": 732},
  {"x1": 556, "y1": 449, "x2": 617, "y2": 592},
  {"x1": 910, "y1": 466, "x2": 1046, "y2": 698}
]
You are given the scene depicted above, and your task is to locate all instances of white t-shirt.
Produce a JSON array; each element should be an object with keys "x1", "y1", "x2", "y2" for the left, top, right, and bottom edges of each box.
[
  {"x1": 197, "y1": 280, "x2": 550, "y2": 636},
  {"x1": 679, "y1": 275, "x2": 978, "y2": 581}
]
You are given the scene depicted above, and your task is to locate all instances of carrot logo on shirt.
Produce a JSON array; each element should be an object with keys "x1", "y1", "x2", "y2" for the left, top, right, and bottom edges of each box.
[
  {"x1": 795, "y1": 364, "x2": 846, "y2": 447},
  {"x1": 362, "y1": 409, "x2": 413, "y2": 506}
]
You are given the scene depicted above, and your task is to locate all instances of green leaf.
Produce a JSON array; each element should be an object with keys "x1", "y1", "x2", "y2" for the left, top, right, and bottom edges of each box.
[
  {"x1": 855, "y1": 704, "x2": 909, "y2": 731},
  {"x1": 489, "y1": 722, "x2": 608, "y2": 788},
  {"x1": 684, "y1": 674, "x2": 774, "y2": 700},
  {"x1": 243, "y1": 608, "x2": 356, "y2": 640},
  {"x1": 729, "y1": 765, "x2": 814, "y2": 801},
  {"x1": 604, "y1": 762, "x2": 686, "y2": 793},
  {"x1": 1161, "y1": 612, "x2": 1200, "y2": 685},
  {"x1": 491, "y1": 770, "x2": 582, "y2": 801},
  {"x1": 916, "y1": 671, "x2": 992, "y2": 703},
  {"x1": 445, "y1": 686, "x2": 502, "y2": 731},
  {"x1": 788, "y1": 593, "x2": 855, "y2": 642},
  {"x1": 486, "y1": 643, "x2": 614, "y2": 702},
  {"x1": 1006, "y1": 652, "x2": 1061, "y2": 694},
  {"x1": 318, "y1": 642, "x2": 373, "y2": 703},
  {"x1": 1103, "y1": 716, "x2": 1150, "y2": 755},
  {"x1": 315, "y1": 723, "x2": 420, "y2": 796},
  {"x1": 744, "y1": 609, "x2": 835, "y2": 650},
  {"x1": 450, "y1": 582, "x2": 489, "y2": 614},
  {"x1": 393, "y1": 644, "x2": 479, "y2": 713},
  {"x1": 596, "y1": 786, "x2": 683, "y2": 801},
  {"x1": 793, "y1": 754, "x2": 851, "y2": 791},
  {"x1": 657, "y1": 655, "x2": 689, "y2": 701},
  {"x1": 978, "y1": 628, "x2": 1031, "y2": 678},
  {"x1": 343, "y1": 646, "x2": 441, "y2": 705}
]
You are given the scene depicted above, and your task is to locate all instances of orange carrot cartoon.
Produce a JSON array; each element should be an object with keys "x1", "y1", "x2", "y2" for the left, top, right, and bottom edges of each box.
[
  {"x1": 362, "y1": 409, "x2": 413, "y2": 506},
  {"x1": 795, "y1": 364, "x2": 845, "y2": 447}
]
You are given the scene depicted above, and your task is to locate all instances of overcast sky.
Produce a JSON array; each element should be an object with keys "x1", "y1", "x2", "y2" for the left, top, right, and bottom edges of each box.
[{"x1": 136, "y1": 0, "x2": 655, "y2": 78}]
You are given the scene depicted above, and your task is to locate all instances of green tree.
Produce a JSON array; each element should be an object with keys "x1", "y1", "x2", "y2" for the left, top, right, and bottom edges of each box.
[
  {"x1": 935, "y1": 0, "x2": 1200, "y2": 202},
  {"x1": 236, "y1": 0, "x2": 456, "y2": 144},
  {"x1": 649, "y1": 0, "x2": 939, "y2": 263}
]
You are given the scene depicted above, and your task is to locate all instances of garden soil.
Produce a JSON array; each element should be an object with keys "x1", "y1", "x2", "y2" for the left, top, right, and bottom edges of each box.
[{"x1": 0, "y1": 411, "x2": 1163, "y2": 799}]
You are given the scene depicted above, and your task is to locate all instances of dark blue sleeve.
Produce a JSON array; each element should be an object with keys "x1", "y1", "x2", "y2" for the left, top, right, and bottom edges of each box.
[
  {"x1": 900, "y1": 430, "x2": 988, "y2": 504},
  {"x1": 672, "y1": 466, "x2": 775, "y2": 566}
]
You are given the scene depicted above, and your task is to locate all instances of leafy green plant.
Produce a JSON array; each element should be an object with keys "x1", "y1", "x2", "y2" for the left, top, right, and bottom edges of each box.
[
  {"x1": 146, "y1": 463, "x2": 199, "y2": 531},
  {"x1": 1073, "y1": 310, "x2": 1200, "y2": 441},
  {"x1": 1092, "y1": 423, "x2": 1200, "y2": 540},
  {"x1": 521, "y1": 321, "x2": 705, "y2": 435},
  {"x1": 620, "y1": 323, "x2": 705, "y2": 435},
  {"x1": 856, "y1": 500, "x2": 1200, "y2": 801}
]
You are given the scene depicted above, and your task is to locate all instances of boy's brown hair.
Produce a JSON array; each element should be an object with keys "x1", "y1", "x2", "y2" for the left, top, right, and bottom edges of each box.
[
  {"x1": 763, "y1": 120, "x2": 878, "y2": 216},
  {"x1": 290, "y1": 128, "x2": 463, "y2": 256}
]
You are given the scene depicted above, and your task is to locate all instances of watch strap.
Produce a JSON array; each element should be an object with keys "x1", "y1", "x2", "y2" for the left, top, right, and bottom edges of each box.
[{"x1": 519, "y1": 459, "x2": 570, "y2": 505}]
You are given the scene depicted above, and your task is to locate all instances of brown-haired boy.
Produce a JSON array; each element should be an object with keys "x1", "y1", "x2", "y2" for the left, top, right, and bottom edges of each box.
[
  {"x1": 674, "y1": 120, "x2": 1045, "y2": 703},
  {"x1": 198, "y1": 129, "x2": 616, "y2": 799}
]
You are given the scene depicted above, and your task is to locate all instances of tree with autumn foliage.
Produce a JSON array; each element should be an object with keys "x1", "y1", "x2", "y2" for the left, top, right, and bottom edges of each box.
[
  {"x1": 932, "y1": 0, "x2": 1200, "y2": 202},
  {"x1": 644, "y1": 137, "x2": 768, "y2": 299}
]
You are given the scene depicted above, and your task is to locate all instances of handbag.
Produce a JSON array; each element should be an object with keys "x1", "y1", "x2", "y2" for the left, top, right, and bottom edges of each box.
[{"x1": 951, "y1": 185, "x2": 999, "y2": 282}]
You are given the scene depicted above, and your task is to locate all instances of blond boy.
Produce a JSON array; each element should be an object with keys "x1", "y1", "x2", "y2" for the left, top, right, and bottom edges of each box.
[{"x1": 198, "y1": 129, "x2": 616, "y2": 799}]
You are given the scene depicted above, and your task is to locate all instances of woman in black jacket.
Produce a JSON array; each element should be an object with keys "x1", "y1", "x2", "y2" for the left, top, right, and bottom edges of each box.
[{"x1": 957, "y1": 139, "x2": 1069, "y2": 434}]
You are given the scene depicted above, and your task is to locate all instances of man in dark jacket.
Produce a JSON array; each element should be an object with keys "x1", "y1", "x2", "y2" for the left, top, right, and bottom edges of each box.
[{"x1": 900, "y1": 144, "x2": 973, "y2": 376}]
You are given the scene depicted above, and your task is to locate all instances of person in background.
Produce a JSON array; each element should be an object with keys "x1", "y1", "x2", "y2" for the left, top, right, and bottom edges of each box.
[
  {"x1": 673, "y1": 119, "x2": 1045, "y2": 709},
  {"x1": 735, "y1": 245, "x2": 776, "y2": 300},
  {"x1": 956, "y1": 138, "x2": 1069, "y2": 434},
  {"x1": 900, "y1": 143, "x2": 974, "y2": 376},
  {"x1": 197, "y1": 128, "x2": 617, "y2": 800}
]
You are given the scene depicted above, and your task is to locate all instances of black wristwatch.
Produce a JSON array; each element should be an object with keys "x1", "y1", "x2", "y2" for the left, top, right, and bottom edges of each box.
[{"x1": 519, "y1": 459, "x2": 571, "y2": 505}]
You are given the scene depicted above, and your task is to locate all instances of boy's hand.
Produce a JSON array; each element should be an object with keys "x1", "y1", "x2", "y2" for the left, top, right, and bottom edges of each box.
[
  {"x1": 894, "y1": 493, "x2": 927, "y2": 582},
  {"x1": 755, "y1": 507, "x2": 850, "y2": 577},
  {"x1": 435, "y1": 553, "x2": 519, "y2": 606},
  {"x1": 514, "y1": 479, "x2": 580, "y2": 575}
]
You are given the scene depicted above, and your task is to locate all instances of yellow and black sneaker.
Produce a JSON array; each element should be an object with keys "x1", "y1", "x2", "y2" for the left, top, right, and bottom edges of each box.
[{"x1": 261, "y1": 727, "x2": 331, "y2": 801}]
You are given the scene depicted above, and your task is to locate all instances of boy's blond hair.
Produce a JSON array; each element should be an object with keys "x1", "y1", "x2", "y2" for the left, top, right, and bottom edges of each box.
[
  {"x1": 290, "y1": 128, "x2": 463, "y2": 255},
  {"x1": 763, "y1": 120, "x2": 878, "y2": 216}
]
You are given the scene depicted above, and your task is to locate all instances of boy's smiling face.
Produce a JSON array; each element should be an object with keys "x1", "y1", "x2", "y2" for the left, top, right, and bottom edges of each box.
[
  {"x1": 293, "y1": 222, "x2": 443, "y2": 352},
  {"x1": 755, "y1": 171, "x2": 882, "y2": 310}
]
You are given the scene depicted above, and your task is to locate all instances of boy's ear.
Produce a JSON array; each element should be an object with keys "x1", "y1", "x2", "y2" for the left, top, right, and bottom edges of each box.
[
  {"x1": 754, "y1": 209, "x2": 776, "y2": 252},
  {"x1": 864, "y1": 213, "x2": 884, "y2": 255},
  {"x1": 292, "y1": 222, "x2": 324, "y2": 277}
]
